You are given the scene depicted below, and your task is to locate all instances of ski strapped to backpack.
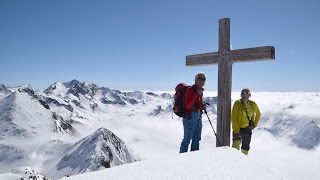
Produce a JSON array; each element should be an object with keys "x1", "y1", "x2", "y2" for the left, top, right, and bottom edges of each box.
[{"x1": 173, "y1": 83, "x2": 190, "y2": 118}]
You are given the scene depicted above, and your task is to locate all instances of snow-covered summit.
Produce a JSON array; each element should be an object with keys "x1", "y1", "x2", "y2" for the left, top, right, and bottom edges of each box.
[
  {"x1": 45, "y1": 127, "x2": 137, "y2": 178},
  {"x1": 43, "y1": 80, "x2": 149, "y2": 106},
  {"x1": 60, "y1": 147, "x2": 280, "y2": 180},
  {"x1": 44, "y1": 79, "x2": 99, "y2": 98}
]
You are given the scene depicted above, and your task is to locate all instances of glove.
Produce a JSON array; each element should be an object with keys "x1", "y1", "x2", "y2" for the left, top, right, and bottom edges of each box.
[
  {"x1": 196, "y1": 88, "x2": 203, "y2": 96},
  {"x1": 249, "y1": 120, "x2": 255, "y2": 129},
  {"x1": 233, "y1": 133, "x2": 241, "y2": 141}
]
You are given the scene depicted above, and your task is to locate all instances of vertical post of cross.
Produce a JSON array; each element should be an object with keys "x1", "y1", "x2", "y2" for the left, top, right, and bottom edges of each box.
[{"x1": 217, "y1": 18, "x2": 232, "y2": 147}]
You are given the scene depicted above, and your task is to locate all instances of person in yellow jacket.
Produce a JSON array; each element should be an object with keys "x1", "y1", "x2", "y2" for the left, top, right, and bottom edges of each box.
[{"x1": 231, "y1": 88, "x2": 261, "y2": 155}]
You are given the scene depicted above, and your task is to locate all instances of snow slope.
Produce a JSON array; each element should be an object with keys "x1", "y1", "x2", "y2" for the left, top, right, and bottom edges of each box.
[{"x1": 60, "y1": 147, "x2": 280, "y2": 180}]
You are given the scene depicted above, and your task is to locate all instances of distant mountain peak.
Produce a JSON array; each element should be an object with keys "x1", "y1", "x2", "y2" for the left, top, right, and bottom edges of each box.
[
  {"x1": 62, "y1": 79, "x2": 97, "y2": 88},
  {"x1": 44, "y1": 80, "x2": 99, "y2": 99},
  {"x1": 0, "y1": 84, "x2": 11, "y2": 98},
  {"x1": 17, "y1": 85, "x2": 35, "y2": 96},
  {"x1": 55, "y1": 127, "x2": 136, "y2": 176},
  {"x1": 292, "y1": 120, "x2": 320, "y2": 149},
  {"x1": 0, "y1": 84, "x2": 8, "y2": 91},
  {"x1": 63, "y1": 79, "x2": 83, "y2": 88},
  {"x1": 43, "y1": 82, "x2": 58, "y2": 94}
]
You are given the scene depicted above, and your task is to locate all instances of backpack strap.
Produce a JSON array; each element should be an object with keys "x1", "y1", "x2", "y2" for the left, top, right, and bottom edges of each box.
[{"x1": 240, "y1": 100, "x2": 254, "y2": 128}]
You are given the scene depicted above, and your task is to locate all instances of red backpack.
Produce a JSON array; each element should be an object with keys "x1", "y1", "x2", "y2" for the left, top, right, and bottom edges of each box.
[{"x1": 173, "y1": 83, "x2": 190, "y2": 118}]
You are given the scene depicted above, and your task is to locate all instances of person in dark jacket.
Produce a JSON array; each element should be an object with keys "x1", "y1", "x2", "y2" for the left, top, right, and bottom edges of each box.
[{"x1": 179, "y1": 72, "x2": 206, "y2": 153}]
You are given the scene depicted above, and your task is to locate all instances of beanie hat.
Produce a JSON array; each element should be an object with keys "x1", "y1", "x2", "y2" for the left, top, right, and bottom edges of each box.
[
  {"x1": 195, "y1": 72, "x2": 206, "y2": 80},
  {"x1": 241, "y1": 88, "x2": 251, "y2": 96},
  {"x1": 241, "y1": 88, "x2": 250, "y2": 93}
]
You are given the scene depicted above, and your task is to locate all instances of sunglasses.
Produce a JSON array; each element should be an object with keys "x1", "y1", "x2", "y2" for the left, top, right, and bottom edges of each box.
[
  {"x1": 196, "y1": 77, "x2": 206, "y2": 81},
  {"x1": 241, "y1": 92, "x2": 250, "y2": 95}
]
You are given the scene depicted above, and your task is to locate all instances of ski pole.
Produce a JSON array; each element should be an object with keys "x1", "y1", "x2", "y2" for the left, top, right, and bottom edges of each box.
[{"x1": 203, "y1": 103, "x2": 221, "y2": 146}]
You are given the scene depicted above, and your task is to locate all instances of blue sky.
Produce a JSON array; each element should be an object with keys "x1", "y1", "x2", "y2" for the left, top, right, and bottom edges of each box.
[{"x1": 1, "y1": 0, "x2": 319, "y2": 91}]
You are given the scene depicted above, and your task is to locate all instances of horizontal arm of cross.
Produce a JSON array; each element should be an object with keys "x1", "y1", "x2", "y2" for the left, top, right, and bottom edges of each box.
[
  {"x1": 186, "y1": 46, "x2": 275, "y2": 66},
  {"x1": 229, "y1": 46, "x2": 275, "y2": 63},
  {"x1": 186, "y1": 52, "x2": 219, "y2": 66}
]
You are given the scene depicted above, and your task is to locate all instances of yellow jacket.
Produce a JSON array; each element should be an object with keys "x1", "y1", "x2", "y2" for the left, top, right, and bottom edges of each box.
[{"x1": 231, "y1": 99, "x2": 261, "y2": 133}]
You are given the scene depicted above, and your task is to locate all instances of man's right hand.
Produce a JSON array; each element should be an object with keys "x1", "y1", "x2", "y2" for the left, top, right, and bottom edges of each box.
[{"x1": 196, "y1": 88, "x2": 203, "y2": 96}]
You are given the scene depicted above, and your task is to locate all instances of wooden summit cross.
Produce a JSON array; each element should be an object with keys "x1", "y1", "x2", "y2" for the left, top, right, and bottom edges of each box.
[{"x1": 186, "y1": 18, "x2": 275, "y2": 147}]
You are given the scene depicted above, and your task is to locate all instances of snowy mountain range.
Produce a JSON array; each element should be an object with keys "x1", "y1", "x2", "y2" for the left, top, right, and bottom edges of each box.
[{"x1": 0, "y1": 80, "x2": 320, "y2": 180}]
